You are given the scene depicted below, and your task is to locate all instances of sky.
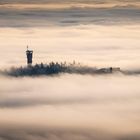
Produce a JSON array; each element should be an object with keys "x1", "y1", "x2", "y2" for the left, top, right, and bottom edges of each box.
[
  {"x1": 0, "y1": 0, "x2": 139, "y2": 68},
  {"x1": 0, "y1": 0, "x2": 140, "y2": 27},
  {"x1": 0, "y1": 1, "x2": 140, "y2": 140}
]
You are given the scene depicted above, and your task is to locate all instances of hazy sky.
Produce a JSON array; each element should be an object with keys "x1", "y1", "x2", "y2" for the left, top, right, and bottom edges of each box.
[
  {"x1": 0, "y1": 0, "x2": 140, "y2": 4},
  {"x1": 0, "y1": 0, "x2": 140, "y2": 27},
  {"x1": 0, "y1": 0, "x2": 139, "y2": 68}
]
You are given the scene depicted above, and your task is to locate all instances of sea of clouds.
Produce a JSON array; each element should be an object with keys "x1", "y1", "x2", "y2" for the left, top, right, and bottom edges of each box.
[
  {"x1": 0, "y1": 0, "x2": 140, "y2": 139},
  {"x1": 0, "y1": 74, "x2": 140, "y2": 140}
]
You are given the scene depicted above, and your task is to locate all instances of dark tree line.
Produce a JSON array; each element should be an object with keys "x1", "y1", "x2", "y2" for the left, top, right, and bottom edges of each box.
[
  {"x1": 6, "y1": 62, "x2": 81, "y2": 77},
  {"x1": 4, "y1": 61, "x2": 120, "y2": 77}
]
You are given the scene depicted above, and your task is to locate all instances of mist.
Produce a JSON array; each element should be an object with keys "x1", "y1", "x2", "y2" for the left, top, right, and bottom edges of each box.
[
  {"x1": 0, "y1": 73, "x2": 140, "y2": 140},
  {"x1": 0, "y1": 0, "x2": 140, "y2": 139}
]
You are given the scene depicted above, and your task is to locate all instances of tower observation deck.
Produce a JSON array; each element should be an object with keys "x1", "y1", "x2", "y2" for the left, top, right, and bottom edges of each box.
[{"x1": 26, "y1": 46, "x2": 33, "y2": 65}]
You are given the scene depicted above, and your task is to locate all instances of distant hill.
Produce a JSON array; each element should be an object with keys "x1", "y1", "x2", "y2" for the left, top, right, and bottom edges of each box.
[{"x1": 2, "y1": 62, "x2": 121, "y2": 77}]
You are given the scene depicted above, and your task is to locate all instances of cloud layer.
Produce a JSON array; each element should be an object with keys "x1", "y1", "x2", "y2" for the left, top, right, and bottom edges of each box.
[
  {"x1": 0, "y1": 1, "x2": 140, "y2": 139},
  {"x1": 0, "y1": 0, "x2": 139, "y2": 27},
  {"x1": 0, "y1": 126, "x2": 139, "y2": 140},
  {"x1": 0, "y1": 74, "x2": 140, "y2": 140}
]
